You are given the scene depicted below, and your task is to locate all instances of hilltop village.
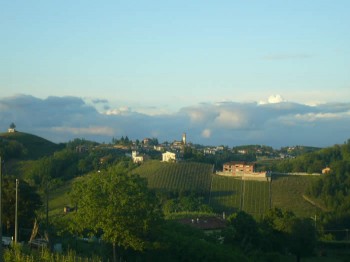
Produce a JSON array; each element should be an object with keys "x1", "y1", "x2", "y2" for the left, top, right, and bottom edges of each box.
[
  {"x1": 76, "y1": 130, "x2": 315, "y2": 161},
  {"x1": 78, "y1": 131, "x2": 325, "y2": 177},
  {"x1": 110, "y1": 132, "x2": 317, "y2": 162}
]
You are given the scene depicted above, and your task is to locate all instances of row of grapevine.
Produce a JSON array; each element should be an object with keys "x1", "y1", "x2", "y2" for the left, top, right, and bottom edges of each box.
[
  {"x1": 271, "y1": 175, "x2": 318, "y2": 217},
  {"x1": 241, "y1": 180, "x2": 270, "y2": 215},
  {"x1": 209, "y1": 176, "x2": 242, "y2": 214},
  {"x1": 133, "y1": 161, "x2": 320, "y2": 218},
  {"x1": 209, "y1": 175, "x2": 270, "y2": 217},
  {"x1": 133, "y1": 160, "x2": 213, "y2": 195}
]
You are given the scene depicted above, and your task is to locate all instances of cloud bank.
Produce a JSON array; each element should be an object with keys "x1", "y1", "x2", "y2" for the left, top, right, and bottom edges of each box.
[{"x1": 1, "y1": 94, "x2": 350, "y2": 148}]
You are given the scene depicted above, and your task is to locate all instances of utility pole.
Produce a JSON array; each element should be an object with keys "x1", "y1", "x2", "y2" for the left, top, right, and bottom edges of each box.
[
  {"x1": 241, "y1": 177, "x2": 246, "y2": 211},
  {"x1": 269, "y1": 172, "x2": 272, "y2": 209},
  {"x1": 240, "y1": 177, "x2": 243, "y2": 210},
  {"x1": 15, "y1": 179, "x2": 19, "y2": 244},
  {"x1": 46, "y1": 180, "x2": 49, "y2": 230},
  {"x1": 0, "y1": 157, "x2": 3, "y2": 262}
]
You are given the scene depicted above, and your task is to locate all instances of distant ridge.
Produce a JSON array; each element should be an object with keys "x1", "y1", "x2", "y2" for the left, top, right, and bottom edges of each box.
[{"x1": 0, "y1": 131, "x2": 63, "y2": 159}]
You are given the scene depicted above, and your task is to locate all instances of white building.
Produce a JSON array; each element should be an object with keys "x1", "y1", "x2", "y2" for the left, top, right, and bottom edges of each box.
[
  {"x1": 162, "y1": 151, "x2": 177, "y2": 162},
  {"x1": 132, "y1": 151, "x2": 144, "y2": 163}
]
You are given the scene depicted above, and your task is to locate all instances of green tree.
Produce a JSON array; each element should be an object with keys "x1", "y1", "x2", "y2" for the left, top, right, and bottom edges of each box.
[
  {"x1": 144, "y1": 221, "x2": 248, "y2": 261},
  {"x1": 288, "y1": 218, "x2": 316, "y2": 262},
  {"x1": 0, "y1": 140, "x2": 26, "y2": 159},
  {"x1": 223, "y1": 211, "x2": 261, "y2": 253},
  {"x1": 261, "y1": 208, "x2": 316, "y2": 261},
  {"x1": 71, "y1": 163, "x2": 162, "y2": 261},
  {"x1": 149, "y1": 138, "x2": 159, "y2": 146},
  {"x1": 2, "y1": 177, "x2": 42, "y2": 238}
]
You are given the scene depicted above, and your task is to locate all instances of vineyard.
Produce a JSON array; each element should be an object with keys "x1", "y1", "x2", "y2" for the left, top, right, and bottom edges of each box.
[
  {"x1": 209, "y1": 175, "x2": 270, "y2": 216},
  {"x1": 270, "y1": 175, "x2": 321, "y2": 217},
  {"x1": 132, "y1": 160, "x2": 213, "y2": 195},
  {"x1": 132, "y1": 161, "x2": 324, "y2": 218}
]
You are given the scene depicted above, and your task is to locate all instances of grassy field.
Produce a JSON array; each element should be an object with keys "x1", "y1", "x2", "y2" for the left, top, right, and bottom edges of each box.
[{"x1": 48, "y1": 178, "x2": 77, "y2": 216}]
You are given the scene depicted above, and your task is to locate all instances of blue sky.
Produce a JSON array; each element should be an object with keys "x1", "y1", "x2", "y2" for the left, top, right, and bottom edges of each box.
[{"x1": 1, "y1": 1, "x2": 350, "y2": 147}]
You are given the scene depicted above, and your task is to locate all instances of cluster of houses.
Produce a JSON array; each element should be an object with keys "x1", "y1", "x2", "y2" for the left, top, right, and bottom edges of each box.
[
  {"x1": 127, "y1": 133, "x2": 273, "y2": 180},
  {"x1": 130, "y1": 150, "x2": 182, "y2": 164},
  {"x1": 131, "y1": 133, "x2": 187, "y2": 163}
]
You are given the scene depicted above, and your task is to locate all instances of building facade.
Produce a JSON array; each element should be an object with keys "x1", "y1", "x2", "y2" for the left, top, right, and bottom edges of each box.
[
  {"x1": 162, "y1": 151, "x2": 177, "y2": 162},
  {"x1": 223, "y1": 162, "x2": 255, "y2": 175}
]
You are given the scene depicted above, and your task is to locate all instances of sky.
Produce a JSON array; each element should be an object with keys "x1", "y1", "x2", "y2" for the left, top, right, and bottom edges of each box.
[{"x1": 1, "y1": 1, "x2": 350, "y2": 148}]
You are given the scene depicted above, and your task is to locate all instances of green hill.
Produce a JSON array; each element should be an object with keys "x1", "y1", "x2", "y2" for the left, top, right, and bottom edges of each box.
[
  {"x1": 131, "y1": 161, "x2": 324, "y2": 217},
  {"x1": 50, "y1": 166, "x2": 323, "y2": 220},
  {"x1": 0, "y1": 131, "x2": 62, "y2": 160},
  {"x1": 47, "y1": 160, "x2": 326, "y2": 221}
]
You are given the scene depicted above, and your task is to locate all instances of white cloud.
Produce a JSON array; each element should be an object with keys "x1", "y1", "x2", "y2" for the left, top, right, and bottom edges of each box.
[
  {"x1": 52, "y1": 126, "x2": 115, "y2": 136},
  {"x1": 268, "y1": 95, "x2": 286, "y2": 104},
  {"x1": 201, "y1": 129, "x2": 211, "y2": 138},
  {"x1": 182, "y1": 105, "x2": 218, "y2": 124},
  {"x1": 105, "y1": 107, "x2": 131, "y2": 115},
  {"x1": 259, "y1": 94, "x2": 286, "y2": 105},
  {"x1": 214, "y1": 110, "x2": 248, "y2": 129},
  {"x1": 1, "y1": 95, "x2": 350, "y2": 148},
  {"x1": 294, "y1": 112, "x2": 343, "y2": 122}
]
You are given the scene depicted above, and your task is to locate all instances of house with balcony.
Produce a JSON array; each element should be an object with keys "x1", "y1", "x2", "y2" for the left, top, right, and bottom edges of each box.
[
  {"x1": 223, "y1": 162, "x2": 255, "y2": 175},
  {"x1": 221, "y1": 161, "x2": 269, "y2": 181}
]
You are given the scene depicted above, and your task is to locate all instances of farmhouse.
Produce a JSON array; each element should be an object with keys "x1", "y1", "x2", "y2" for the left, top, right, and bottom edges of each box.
[
  {"x1": 223, "y1": 162, "x2": 255, "y2": 175},
  {"x1": 220, "y1": 161, "x2": 270, "y2": 181}
]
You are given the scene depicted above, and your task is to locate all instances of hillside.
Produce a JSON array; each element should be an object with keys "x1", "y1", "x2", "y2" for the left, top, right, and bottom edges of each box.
[
  {"x1": 50, "y1": 163, "x2": 324, "y2": 220},
  {"x1": 271, "y1": 175, "x2": 321, "y2": 216},
  {"x1": 132, "y1": 160, "x2": 213, "y2": 195},
  {"x1": 0, "y1": 131, "x2": 63, "y2": 159},
  {"x1": 130, "y1": 160, "x2": 324, "y2": 218},
  {"x1": 45, "y1": 142, "x2": 346, "y2": 220},
  {"x1": 209, "y1": 174, "x2": 323, "y2": 218}
]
